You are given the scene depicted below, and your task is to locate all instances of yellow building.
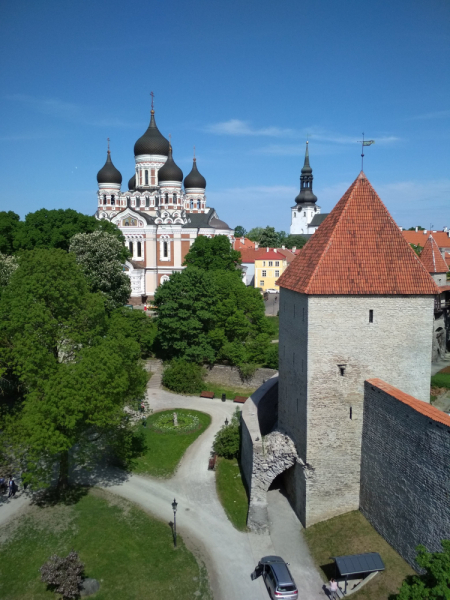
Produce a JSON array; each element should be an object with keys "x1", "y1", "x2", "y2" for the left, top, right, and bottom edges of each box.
[{"x1": 254, "y1": 249, "x2": 287, "y2": 291}]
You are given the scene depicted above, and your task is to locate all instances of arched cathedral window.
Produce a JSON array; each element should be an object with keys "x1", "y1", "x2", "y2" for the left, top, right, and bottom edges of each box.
[
  {"x1": 136, "y1": 196, "x2": 140, "y2": 207},
  {"x1": 129, "y1": 241, "x2": 133, "y2": 254},
  {"x1": 197, "y1": 200, "x2": 200, "y2": 209},
  {"x1": 137, "y1": 241, "x2": 142, "y2": 257},
  {"x1": 103, "y1": 195, "x2": 106, "y2": 205},
  {"x1": 165, "y1": 193, "x2": 169, "y2": 204},
  {"x1": 111, "y1": 195, "x2": 115, "y2": 205},
  {"x1": 173, "y1": 193, "x2": 177, "y2": 203},
  {"x1": 163, "y1": 241, "x2": 168, "y2": 258},
  {"x1": 145, "y1": 170, "x2": 149, "y2": 185},
  {"x1": 190, "y1": 199, "x2": 194, "y2": 210},
  {"x1": 155, "y1": 196, "x2": 159, "y2": 207}
]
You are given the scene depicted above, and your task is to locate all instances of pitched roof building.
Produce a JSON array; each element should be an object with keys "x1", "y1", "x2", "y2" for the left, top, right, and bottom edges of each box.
[
  {"x1": 279, "y1": 171, "x2": 439, "y2": 296},
  {"x1": 402, "y1": 229, "x2": 450, "y2": 251},
  {"x1": 419, "y1": 234, "x2": 449, "y2": 275}
]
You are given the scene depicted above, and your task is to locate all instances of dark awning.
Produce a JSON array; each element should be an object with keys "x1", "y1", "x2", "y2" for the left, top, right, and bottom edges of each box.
[{"x1": 333, "y1": 552, "x2": 385, "y2": 576}]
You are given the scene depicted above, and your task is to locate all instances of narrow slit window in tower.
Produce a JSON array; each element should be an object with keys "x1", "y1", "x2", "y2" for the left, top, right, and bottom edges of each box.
[
  {"x1": 369, "y1": 309, "x2": 374, "y2": 323},
  {"x1": 137, "y1": 241, "x2": 141, "y2": 257},
  {"x1": 349, "y1": 407, "x2": 353, "y2": 420},
  {"x1": 338, "y1": 365, "x2": 346, "y2": 376}
]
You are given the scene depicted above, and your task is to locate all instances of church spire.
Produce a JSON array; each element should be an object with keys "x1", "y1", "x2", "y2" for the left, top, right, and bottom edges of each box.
[{"x1": 295, "y1": 141, "x2": 317, "y2": 205}]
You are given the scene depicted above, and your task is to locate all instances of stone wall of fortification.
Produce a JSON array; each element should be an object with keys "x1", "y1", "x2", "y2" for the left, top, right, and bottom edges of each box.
[
  {"x1": 360, "y1": 381, "x2": 450, "y2": 570},
  {"x1": 278, "y1": 290, "x2": 434, "y2": 527}
]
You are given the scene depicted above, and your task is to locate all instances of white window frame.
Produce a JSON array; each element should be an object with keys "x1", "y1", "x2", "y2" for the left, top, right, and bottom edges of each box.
[
  {"x1": 275, "y1": 270, "x2": 280, "y2": 277},
  {"x1": 262, "y1": 270, "x2": 267, "y2": 277},
  {"x1": 159, "y1": 236, "x2": 171, "y2": 261},
  {"x1": 275, "y1": 261, "x2": 279, "y2": 267}
]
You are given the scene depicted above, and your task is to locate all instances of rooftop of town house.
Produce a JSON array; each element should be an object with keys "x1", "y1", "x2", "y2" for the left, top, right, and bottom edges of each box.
[
  {"x1": 367, "y1": 378, "x2": 450, "y2": 428},
  {"x1": 402, "y1": 229, "x2": 450, "y2": 248},
  {"x1": 239, "y1": 247, "x2": 287, "y2": 263},
  {"x1": 420, "y1": 235, "x2": 449, "y2": 273},
  {"x1": 277, "y1": 172, "x2": 440, "y2": 296}
]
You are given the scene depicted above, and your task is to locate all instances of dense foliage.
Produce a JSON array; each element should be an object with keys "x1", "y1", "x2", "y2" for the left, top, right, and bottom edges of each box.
[
  {"x1": 234, "y1": 225, "x2": 247, "y2": 238},
  {"x1": 108, "y1": 308, "x2": 157, "y2": 358},
  {"x1": 0, "y1": 253, "x2": 18, "y2": 291},
  {"x1": 40, "y1": 551, "x2": 85, "y2": 600},
  {"x1": 213, "y1": 408, "x2": 241, "y2": 459},
  {"x1": 0, "y1": 249, "x2": 147, "y2": 488},
  {"x1": 0, "y1": 208, "x2": 124, "y2": 253},
  {"x1": 247, "y1": 225, "x2": 307, "y2": 249},
  {"x1": 183, "y1": 235, "x2": 241, "y2": 274},
  {"x1": 69, "y1": 230, "x2": 131, "y2": 310},
  {"x1": 392, "y1": 541, "x2": 450, "y2": 599},
  {"x1": 154, "y1": 268, "x2": 273, "y2": 366},
  {"x1": 162, "y1": 360, "x2": 205, "y2": 394}
]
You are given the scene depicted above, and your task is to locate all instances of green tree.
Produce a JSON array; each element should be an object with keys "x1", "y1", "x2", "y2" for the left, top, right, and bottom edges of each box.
[
  {"x1": 108, "y1": 308, "x2": 157, "y2": 358},
  {"x1": 0, "y1": 253, "x2": 18, "y2": 291},
  {"x1": 408, "y1": 226, "x2": 425, "y2": 231},
  {"x1": 391, "y1": 541, "x2": 450, "y2": 599},
  {"x1": 0, "y1": 249, "x2": 147, "y2": 489},
  {"x1": 234, "y1": 225, "x2": 247, "y2": 238},
  {"x1": 0, "y1": 211, "x2": 20, "y2": 254},
  {"x1": 247, "y1": 227, "x2": 264, "y2": 242},
  {"x1": 13, "y1": 208, "x2": 124, "y2": 252},
  {"x1": 69, "y1": 231, "x2": 131, "y2": 310},
  {"x1": 183, "y1": 235, "x2": 241, "y2": 274},
  {"x1": 259, "y1": 226, "x2": 280, "y2": 247},
  {"x1": 213, "y1": 408, "x2": 241, "y2": 458},
  {"x1": 162, "y1": 360, "x2": 205, "y2": 394},
  {"x1": 284, "y1": 234, "x2": 308, "y2": 249}
]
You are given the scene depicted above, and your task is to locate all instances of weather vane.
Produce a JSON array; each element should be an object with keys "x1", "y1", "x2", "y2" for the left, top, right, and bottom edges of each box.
[
  {"x1": 150, "y1": 91, "x2": 154, "y2": 110},
  {"x1": 357, "y1": 133, "x2": 375, "y2": 171}
]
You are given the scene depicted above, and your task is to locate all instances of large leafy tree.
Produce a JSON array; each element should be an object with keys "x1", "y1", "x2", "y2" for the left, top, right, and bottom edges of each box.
[
  {"x1": 69, "y1": 231, "x2": 131, "y2": 310},
  {"x1": 0, "y1": 253, "x2": 18, "y2": 292},
  {"x1": 259, "y1": 226, "x2": 280, "y2": 248},
  {"x1": 154, "y1": 268, "x2": 272, "y2": 366},
  {"x1": 0, "y1": 211, "x2": 20, "y2": 254},
  {"x1": 108, "y1": 308, "x2": 157, "y2": 358},
  {"x1": 183, "y1": 235, "x2": 241, "y2": 274},
  {"x1": 13, "y1": 208, "x2": 124, "y2": 252},
  {"x1": 234, "y1": 225, "x2": 247, "y2": 238},
  {"x1": 0, "y1": 249, "x2": 147, "y2": 488},
  {"x1": 284, "y1": 234, "x2": 308, "y2": 250},
  {"x1": 392, "y1": 541, "x2": 450, "y2": 599},
  {"x1": 247, "y1": 227, "x2": 264, "y2": 242}
]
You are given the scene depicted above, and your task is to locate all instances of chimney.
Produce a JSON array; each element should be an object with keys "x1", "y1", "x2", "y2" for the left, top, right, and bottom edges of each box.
[
  {"x1": 274, "y1": 249, "x2": 277, "y2": 253},
  {"x1": 266, "y1": 247, "x2": 269, "y2": 253},
  {"x1": 423, "y1": 230, "x2": 427, "y2": 234},
  {"x1": 241, "y1": 237, "x2": 244, "y2": 243},
  {"x1": 292, "y1": 246, "x2": 297, "y2": 252},
  {"x1": 282, "y1": 245, "x2": 285, "y2": 249},
  {"x1": 415, "y1": 226, "x2": 418, "y2": 232},
  {"x1": 255, "y1": 242, "x2": 259, "y2": 249}
]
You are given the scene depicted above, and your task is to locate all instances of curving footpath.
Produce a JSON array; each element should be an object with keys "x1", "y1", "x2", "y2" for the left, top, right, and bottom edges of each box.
[{"x1": 0, "y1": 388, "x2": 325, "y2": 600}]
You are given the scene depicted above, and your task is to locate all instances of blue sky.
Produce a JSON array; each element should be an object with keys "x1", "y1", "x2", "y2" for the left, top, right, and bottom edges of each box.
[{"x1": 1, "y1": 0, "x2": 449, "y2": 232}]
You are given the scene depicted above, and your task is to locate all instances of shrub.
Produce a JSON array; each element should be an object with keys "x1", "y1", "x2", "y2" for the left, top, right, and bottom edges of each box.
[
  {"x1": 40, "y1": 550, "x2": 84, "y2": 599},
  {"x1": 162, "y1": 360, "x2": 205, "y2": 394},
  {"x1": 431, "y1": 372, "x2": 450, "y2": 390},
  {"x1": 238, "y1": 363, "x2": 259, "y2": 380},
  {"x1": 264, "y1": 343, "x2": 279, "y2": 369},
  {"x1": 213, "y1": 408, "x2": 241, "y2": 459}
]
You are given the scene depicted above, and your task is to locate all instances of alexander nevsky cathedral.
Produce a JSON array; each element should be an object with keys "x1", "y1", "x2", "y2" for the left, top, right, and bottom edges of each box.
[{"x1": 95, "y1": 104, "x2": 234, "y2": 301}]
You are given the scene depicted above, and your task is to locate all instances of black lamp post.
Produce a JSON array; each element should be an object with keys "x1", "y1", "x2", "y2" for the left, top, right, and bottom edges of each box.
[
  {"x1": 225, "y1": 418, "x2": 229, "y2": 426},
  {"x1": 172, "y1": 498, "x2": 178, "y2": 548}
]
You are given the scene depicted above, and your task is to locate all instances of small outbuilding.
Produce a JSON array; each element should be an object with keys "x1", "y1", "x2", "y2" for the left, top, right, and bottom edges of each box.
[{"x1": 333, "y1": 552, "x2": 385, "y2": 596}]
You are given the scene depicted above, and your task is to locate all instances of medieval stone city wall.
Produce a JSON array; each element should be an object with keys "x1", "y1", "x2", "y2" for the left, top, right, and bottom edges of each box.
[
  {"x1": 360, "y1": 381, "x2": 450, "y2": 570},
  {"x1": 278, "y1": 290, "x2": 434, "y2": 527},
  {"x1": 203, "y1": 365, "x2": 278, "y2": 390}
]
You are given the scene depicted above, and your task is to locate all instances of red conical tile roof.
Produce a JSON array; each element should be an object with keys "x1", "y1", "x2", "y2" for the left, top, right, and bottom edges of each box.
[
  {"x1": 420, "y1": 235, "x2": 449, "y2": 274},
  {"x1": 278, "y1": 172, "x2": 440, "y2": 295}
]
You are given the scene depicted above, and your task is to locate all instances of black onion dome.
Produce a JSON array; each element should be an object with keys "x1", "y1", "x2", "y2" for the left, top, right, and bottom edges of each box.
[
  {"x1": 97, "y1": 151, "x2": 122, "y2": 184},
  {"x1": 184, "y1": 158, "x2": 206, "y2": 189},
  {"x1": 134, "y1": 110, "x2": 170, "y2": 156},
  {"x1": 158, "y1": 145, "x2": 183, "y2": 182},
  {"x1": 128, "y1": 174, "x2": 136, "y2": 191}
]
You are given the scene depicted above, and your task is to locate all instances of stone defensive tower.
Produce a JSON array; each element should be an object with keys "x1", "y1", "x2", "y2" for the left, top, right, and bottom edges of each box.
[{"x1": 276, "y1": 172, "x2": 439, "y2": 527}]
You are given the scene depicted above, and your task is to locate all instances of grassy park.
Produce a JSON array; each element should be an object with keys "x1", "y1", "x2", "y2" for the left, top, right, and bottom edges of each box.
[
  {"x1": 132, "y1": 408, "x2": 211, "y2": 477},
  {"x1": 215, "y1": 457, "x2": 249, "y2": 531},
  {"x1": 303, "y1": 510, "x2": 414, "y2": 600},
  {"x1": 0, "y1": 489, "x2": 211, "y2": 600}
]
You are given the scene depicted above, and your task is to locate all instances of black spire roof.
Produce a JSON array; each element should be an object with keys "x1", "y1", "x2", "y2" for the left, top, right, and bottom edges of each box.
[
  {"x1": 97, "y1": 151, "x2": 122, "y2": 185},
  {"x1": 158, "y1": 145, "x2": 183, "y2": 182},
  {"x1": 128, "y1": 174, "x2": 136, "y2": 191},
  {"x1": 134, "y1": 110, "x2": 170, "y2": 157},
  {"x1": 295, "y1": 141, "x2": 317, "y2": 204},
  {"x1": 184, "y1": 157, "x2": 206, "y2": 189}
]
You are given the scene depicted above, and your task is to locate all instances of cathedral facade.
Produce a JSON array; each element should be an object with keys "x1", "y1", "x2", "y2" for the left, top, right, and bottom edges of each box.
[{"x1": 96, "y1": 106, "x2": 234, "y2": 301}]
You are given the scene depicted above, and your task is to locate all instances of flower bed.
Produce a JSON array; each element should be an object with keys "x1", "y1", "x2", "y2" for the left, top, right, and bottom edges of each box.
[{"x1": 152, "y1": 412, "x2": 200, "y2": 433}]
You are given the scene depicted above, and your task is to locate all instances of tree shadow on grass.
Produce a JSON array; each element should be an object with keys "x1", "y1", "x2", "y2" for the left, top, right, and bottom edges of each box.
[{"x1": 31, "y1": 485, "x2": 90, "y2": 507}]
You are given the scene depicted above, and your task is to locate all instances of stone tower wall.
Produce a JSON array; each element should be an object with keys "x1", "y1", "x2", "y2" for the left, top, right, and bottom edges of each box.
[
  {"x1": 360, "y1": 381, "x2": 450, "y2": 570},
  {"x1": 278, "y1": 289, "x2": 434, "y2": 527}
]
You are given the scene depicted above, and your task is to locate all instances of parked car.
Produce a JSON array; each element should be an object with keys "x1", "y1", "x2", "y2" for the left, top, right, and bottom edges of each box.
[{"x1": 259, "y1": 556, "x2": 298, "y2": 599}]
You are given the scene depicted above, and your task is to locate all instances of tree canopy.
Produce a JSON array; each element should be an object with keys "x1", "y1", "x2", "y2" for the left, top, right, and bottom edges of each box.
[
  {"x1": 183, "y1": 235, "x2": 241, "y2": 274},
  {"x1": 10, "y1": 208, "x2": 124, "y2": 253},
  {"x1": 259, "y1": 226, "x2": 280, "y2": 248},
  {"x1": 247, "y1": 226, "x2": 307, "y2": 249},
  {"x1": 392, "y1": 541, "x2": 450, "y2": 599},
  {"x1": 0, "y1": 211, "x2": 20, "y2": 254},
  {"x1": 69, "y1": 230, "x2": 131, "y2": 310},
  {"x1": 0, "y1": 248, "x2": 147, "y2": 488},
  {"x1": 154, "y1": 268, "x2": 273, "y2": 366},
  {"x1": 234, "y1": 225, "x2": 247, "y2": 238},
  {"x1": 247, "y1": 227, "x2": 264, "y2": 242}
]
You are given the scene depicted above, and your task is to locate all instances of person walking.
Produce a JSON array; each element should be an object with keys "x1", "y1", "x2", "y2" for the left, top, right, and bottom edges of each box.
[
  {"x1": 8, "y1": 477, "x2": 14, "y2": 498},
  {"x1": 329, "y1": 578, "x2": 339, "y2": 599}
]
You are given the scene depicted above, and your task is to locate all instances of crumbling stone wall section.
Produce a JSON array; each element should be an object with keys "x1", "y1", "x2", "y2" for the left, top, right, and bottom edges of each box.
[
  {"x1": 204, "y1": 365, "x2": 277, "y2": 390},
  {"x1": 278, "y1": 289, "x2": 434, "y2": 527},
  {"x1": 360, "y1": 381, "x2": 450, "y2": 571}
]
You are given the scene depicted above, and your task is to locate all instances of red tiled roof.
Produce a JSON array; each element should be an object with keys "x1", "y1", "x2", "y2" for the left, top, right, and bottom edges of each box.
[
  {"x1": 276, "y1": 248, "x2": 296, "y2": 263},
  {"x1": 402, "y1": 230, "x2": 450, "y2": 248},
  {"x1": 278, "y1": 172, "x2": 440, "y2": 295},
  {"x1": 238, "y1": 247, "x2": 286, "y2": 263},
  {"x1": 367, "y1": 378, "x2": 450, "y2": 428},
  {"x1": 420, "y1": 235, "x2": 449, "y2": 273},
  {"x1": 445, "y1": 252, "x2": 450, "y2": 267},
  {"x1": 233, "y1": 237, "x2": 255, "y2": 250}
]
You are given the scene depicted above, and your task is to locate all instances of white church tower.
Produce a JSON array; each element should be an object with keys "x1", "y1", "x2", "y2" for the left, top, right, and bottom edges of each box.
[{"x1": 290, "y1": 142, "x2": 321, "y2": 235}]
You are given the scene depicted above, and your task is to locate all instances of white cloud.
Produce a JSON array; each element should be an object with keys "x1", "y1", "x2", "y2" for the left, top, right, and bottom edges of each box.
[{"x1": 206, "y1": 119, "x2": 295, "y2": 137}]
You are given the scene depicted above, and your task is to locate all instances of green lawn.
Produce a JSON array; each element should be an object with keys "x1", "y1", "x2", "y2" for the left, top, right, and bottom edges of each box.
[
  {"x1": 0, "y1": 489, "x2": 211, "y2": 600},
  {"x1": 265, "y1": 315, "x2": 279, "y2": 340},
  {"x1": 215, "y1": 457, "x2": 249, "y2": 531},
  {"x1": 303, "y1": 510, "x2": 414, "y2": 600},
  {"x1": 431, "y1": 370, "x2": 450, "y2": 390},
  {"x1": 132, "y1": 408, "x2": 211, "y2": 477}
]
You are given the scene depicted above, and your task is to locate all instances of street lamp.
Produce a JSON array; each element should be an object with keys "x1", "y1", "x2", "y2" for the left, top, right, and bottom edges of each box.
[
  {"x1": 172, "y1": 498, "x2": 178, "y2": 548},
  {"x1": 225, "y1": 418, "x2": 229, "y2": 426}
]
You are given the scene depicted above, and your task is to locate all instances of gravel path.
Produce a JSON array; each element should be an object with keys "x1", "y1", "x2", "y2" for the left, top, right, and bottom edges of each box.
[{"x1": 0, "y1": 388, "x2": 324, "y2": 599}]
